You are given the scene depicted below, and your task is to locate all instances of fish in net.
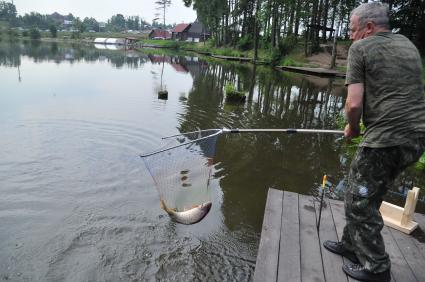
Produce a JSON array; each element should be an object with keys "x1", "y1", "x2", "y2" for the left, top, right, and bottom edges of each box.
[{"x1": 141, "y1": 129, "x2": 221, "y2": 225}]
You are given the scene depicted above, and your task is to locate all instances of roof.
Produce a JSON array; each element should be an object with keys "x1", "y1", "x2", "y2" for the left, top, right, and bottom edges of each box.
[
  {"x1": 171, "y1": 63, "x2": 188, "y2": 73},
  {"x1": 188, "y1": 21, "x2": 209, "y2": 34},
  {"x1": 172, "y1": 23, "x2": 191, "y2": 33},
  {"x1": 149, "y1": 29, "x2": 171, "y2": 39}
]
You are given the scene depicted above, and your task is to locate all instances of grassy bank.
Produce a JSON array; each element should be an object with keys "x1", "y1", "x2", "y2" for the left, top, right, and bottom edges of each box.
[
  {"x1": 2, "y1": 30, "x2": 425, "y2": 79},
  {"x1": 0, "y1": 29, "x2": 147, "y2": 43},
  {"x1": 138, "y1": 39, "x2": 315, "y2": 67}
]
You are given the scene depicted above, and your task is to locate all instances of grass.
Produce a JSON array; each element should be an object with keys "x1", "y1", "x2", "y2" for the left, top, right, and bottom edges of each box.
[
  {"x1": 337, "y1": 113, "x2": 425, "y2": 172},
  {"x1": 224, "y1": 83, "x2": 246, "y2": 102}
]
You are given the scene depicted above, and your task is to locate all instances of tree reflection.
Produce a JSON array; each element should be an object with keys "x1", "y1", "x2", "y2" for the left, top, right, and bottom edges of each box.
[
  {"x1": 0, "y1": 41, "x2": 150, "y2": 69},
  {"x1": 175, "y1": 61, "x2": 347, "y2": 231}
]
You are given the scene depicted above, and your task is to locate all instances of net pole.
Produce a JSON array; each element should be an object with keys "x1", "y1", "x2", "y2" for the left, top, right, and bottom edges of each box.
[{"x1": 224, "y1": 128, "x2": 344, "y2": 134}]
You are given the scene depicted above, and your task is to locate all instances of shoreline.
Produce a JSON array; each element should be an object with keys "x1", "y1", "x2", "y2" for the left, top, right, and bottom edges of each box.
[{"x1": 2, "y1": 35, "x2": 424, "y2": 82}]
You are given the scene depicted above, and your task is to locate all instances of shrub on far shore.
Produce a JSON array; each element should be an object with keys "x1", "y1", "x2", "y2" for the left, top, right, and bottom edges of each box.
[
  {"x1": 49, "y1": 25, "x2": 57, "y2": 38},
  {"x1": 29, "y1": 28, "x2": 41, "y2": 40}
]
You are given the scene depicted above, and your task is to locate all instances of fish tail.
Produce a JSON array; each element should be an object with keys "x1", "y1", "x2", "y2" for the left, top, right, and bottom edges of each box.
[{"x1": 160, "y1": 199, "x2": 173, "y2": 215}]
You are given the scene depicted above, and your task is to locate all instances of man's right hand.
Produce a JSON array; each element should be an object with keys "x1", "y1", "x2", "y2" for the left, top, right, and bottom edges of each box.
[{"x1": 344, "y1": 124, "x2": 361, "y2": 139}]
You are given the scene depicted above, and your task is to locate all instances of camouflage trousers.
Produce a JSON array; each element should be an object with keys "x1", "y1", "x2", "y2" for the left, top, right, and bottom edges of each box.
[{"x1": 341, "y1": 138, "x2": 425, "y2": 273}]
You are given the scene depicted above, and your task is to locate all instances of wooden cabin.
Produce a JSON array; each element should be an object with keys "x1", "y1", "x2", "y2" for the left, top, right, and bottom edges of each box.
[
  {"x1": 186, "y1": 20, "x2": 210, "y2": 42},
  {"x1": 171, "y1": 23, "x2": 191, "y2": 41}
]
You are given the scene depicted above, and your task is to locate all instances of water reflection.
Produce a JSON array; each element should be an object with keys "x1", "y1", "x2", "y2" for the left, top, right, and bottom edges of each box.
[
  {"x1": 0, "y1": 41, "x2": 150, "y2": 69},
  {"x1": 1, "y1": 41, "x2": 424, "y2": 281},
  {"x1": 175, "y1": 61, "x2": 349, "y2": 229},
  {"x1": 1, "y1": 41, "x2": 423, "y2": 211}
]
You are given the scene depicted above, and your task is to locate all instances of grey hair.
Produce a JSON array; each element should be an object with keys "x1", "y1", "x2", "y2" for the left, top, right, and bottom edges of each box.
[{"x1": 351, "y1": 2, "x2": 390, "y2": 29}]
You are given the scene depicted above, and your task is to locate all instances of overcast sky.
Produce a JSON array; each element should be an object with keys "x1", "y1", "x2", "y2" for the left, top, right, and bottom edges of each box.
[{"x1": 13, "y1": 0, "x2": 197, "y2": 24}]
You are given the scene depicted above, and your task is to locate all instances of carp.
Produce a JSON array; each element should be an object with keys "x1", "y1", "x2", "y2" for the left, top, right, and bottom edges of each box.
[{"x1": 160, "y1": 199, "x2": 212, "y2": 225}]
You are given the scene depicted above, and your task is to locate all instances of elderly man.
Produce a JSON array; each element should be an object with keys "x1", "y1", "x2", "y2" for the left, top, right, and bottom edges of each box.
[{"x1": 323, "y1": 2, "x2": 425, "y2": 282}]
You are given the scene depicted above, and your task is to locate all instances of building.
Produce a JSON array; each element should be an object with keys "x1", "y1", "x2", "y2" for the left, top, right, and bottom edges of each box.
[
  {"x1": 148, "y1": 29, "x2": 171, "y2": 40},
  {"x1": 171, "y1": 23, "x2": 191, "y2": 41},
  {"x1": 186, "y1": 20, "x2": 210, "y2": 42}
]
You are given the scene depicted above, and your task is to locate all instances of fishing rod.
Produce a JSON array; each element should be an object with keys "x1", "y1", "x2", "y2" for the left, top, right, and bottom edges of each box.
[{"x1": 140, "y1": 128, "x2": 344, "y2": 157}]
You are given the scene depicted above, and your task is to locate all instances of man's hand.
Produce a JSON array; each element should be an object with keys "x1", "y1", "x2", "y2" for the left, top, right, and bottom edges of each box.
[
  {"x1": 344, "y1": 83, "x2": 364, "y2": 140},
  {"x1": 344, "y1": 124, "x2": 361, "y2": 139}
]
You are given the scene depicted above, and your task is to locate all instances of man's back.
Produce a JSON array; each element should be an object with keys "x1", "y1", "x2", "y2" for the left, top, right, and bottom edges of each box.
[{"x1": 346, "y1": 32, "x2": 425, "y2": 147}]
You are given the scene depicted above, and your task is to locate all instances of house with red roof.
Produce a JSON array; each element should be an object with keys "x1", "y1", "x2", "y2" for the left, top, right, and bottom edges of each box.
[
  {"x1": 171, "y1": 23, "x2": 191, "y2": 41},
  {"x1": 148, "y1": 29, "x2": 171, "y2": 40}
]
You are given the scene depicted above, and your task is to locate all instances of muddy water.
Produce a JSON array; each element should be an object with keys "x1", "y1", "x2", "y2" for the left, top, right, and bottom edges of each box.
[{"x1": 0, "y1": 41, "x2": 423, "y2": 281}]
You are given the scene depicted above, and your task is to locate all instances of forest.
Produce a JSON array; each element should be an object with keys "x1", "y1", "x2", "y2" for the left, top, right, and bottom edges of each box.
[
  {"x1": 0, "y1": 1, "x2": 171, "y2": 33},
  {"x1": 183, "y1": 0, "x2": 425, "y2": 54}
]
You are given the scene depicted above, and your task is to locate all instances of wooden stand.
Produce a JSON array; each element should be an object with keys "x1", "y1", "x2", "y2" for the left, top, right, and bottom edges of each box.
[{"x1": 380, "y1": 187, "x2": 420, "y2": 234}]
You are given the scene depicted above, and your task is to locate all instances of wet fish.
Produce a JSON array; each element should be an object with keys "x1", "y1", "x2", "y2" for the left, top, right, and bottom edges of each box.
[{"x1": 160, "y1": 199, "x2": 212, "y2": 225}]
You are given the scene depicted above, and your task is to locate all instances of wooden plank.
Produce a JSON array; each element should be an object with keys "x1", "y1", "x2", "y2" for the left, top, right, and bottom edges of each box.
[
  {"x1": 381, "y1": 226, "x2": 417, "y2": 282},
  {"x1": 211, "y1": 55, "x2": 252, "y2": 62},
  {"x1": 299, "y1": 195, "x2": 325, "y2": 282},
  {"x1": 278, "y1": 191, "x2": 301, "y2": 282},
  {"x1": 328, "y1": 199, "x2": 356, "y2": 282},
  {"x1": 411, "y1": 213, "x2": 425, "y2": 258},
  {"x1": 390, "y1": 227, "x2": 425, "y2": 281},
  {"x1": 276, "y1": 66, "x2": 346, "y2": 78},
  {"x1": 254, "y1": 188, "x2": 284, "y2": 282},
  {"x1": 315, "y1": 199, "x2": 348, "y2": 282}
]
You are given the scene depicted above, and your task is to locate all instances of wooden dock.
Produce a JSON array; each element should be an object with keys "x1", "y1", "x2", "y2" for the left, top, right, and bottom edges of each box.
[
  {"x1": 276, "y1": 66, "x2": 346, "y2": 78},
  {"x1": 254, "y1": 188, "x2": 425, "y2": 282},
  {"x1": 211, "y1": 54, "x2": 253, "y2": 62}
]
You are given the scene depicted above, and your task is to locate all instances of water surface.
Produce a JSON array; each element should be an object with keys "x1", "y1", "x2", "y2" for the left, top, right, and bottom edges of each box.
[{"x1": 1, "y1": 41, "x2": 423, "y2": 281}]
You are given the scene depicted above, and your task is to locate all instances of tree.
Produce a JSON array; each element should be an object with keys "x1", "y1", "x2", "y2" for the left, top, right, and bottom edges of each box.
[
  {"x1": 49, "y1": 24, "x2": 57, "y2": 38},
  {"x1": 155, "y1": 0, "x2": 171, "y2": 28},
  {"x1": 29, "y1": 28, "x2": 41, "y2": 40},
  {"x1": 0, "y1": 1, "x2": 17, "y2": 23},
  {"x1": 73, "y1": 17, "x2": 86, "y2": 33},
  {"x1": 108, "y1": 14, "x2": 126, "y2": 31},
  {"x1": 83, "y1": 17, "x2": 99, "y2": 31}
]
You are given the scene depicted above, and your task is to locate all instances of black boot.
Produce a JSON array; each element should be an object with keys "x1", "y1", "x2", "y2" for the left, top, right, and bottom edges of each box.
[
  {"x1": 342, "y1": 263, "x2": 390, "y2": 282},
  {"x1": 323, "y1": 240, "x2": 359, "y2": 263}
]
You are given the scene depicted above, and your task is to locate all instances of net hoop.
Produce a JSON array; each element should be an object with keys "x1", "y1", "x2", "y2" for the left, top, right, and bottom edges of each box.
[{"x1": 140, "y1": 129, "x2": 223, "y2": 158}]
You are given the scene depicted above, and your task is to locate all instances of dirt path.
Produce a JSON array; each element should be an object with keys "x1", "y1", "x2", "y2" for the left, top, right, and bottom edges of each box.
[{"x1": 305, "y1": 44, "x2": 349, "y2": 69}]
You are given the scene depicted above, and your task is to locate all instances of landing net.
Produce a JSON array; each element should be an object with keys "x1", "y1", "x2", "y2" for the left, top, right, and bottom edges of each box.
[{"x1": 141, "y1": 129, "x2": 222, "y2": 212}]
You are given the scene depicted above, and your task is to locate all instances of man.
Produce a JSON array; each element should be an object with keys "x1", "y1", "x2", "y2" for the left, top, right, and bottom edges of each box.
[{"x1": 323, "y1": 2, "x2": 425, "y2": 282}]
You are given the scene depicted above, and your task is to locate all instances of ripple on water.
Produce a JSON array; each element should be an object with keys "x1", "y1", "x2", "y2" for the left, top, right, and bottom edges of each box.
[{"x1": 0, "y1": 118, "x2": 258, "y2": 281}]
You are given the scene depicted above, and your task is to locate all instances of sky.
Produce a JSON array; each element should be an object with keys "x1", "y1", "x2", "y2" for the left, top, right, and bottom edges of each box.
[{"x1": 13, "y1": 0, "x2": 197, "y2": 24}]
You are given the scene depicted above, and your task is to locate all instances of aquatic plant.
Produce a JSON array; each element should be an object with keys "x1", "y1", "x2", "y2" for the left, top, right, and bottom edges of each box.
[
  {"x1": 415, "y1": 153, "x2": 425, "y2": 171},
  {"x1": 224, "y1": 83, "x2": 246, "y2": 103}
]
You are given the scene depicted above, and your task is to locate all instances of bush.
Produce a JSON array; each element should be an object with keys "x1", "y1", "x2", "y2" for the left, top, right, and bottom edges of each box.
[
  {"x1": 282, "y1": 58, "x2": 296, "y2": 66},
  {"x1": 22, "y1": 30, "x2": 29, "y2": 37},
  {"x1": 168, "y1": 40, "x2": 179, "y2": 49},
  {"x1": 7, "y1": 29, "x2": 18, "y2": 38},
  {"x1": 270, "y1": 48, "x2": 282, "y2": 66},
  {"x1": 49, "y1": 25, "x2": 57, "y2": 38},
  {"x1": 278, "y1": 34, "x2": 297, "y2": 56},
  {"x1": 216, "y1": 47, "x2": 240, "y2": 57},
  {"x1": 414, "y1": 152, "x2": 425, "y2": 171},
  {"x1": 71, "y1": 31, "x2": 80, "y2": 39},
  {"x1": 225, "y1": 83, "x2": 246, "y2": 103},
  {"x1": 29, "y1": 28, "x2": 41, "y2": 40},
  {"x1": 237, "y1": 35, "x2": 253, "y2": 51}
]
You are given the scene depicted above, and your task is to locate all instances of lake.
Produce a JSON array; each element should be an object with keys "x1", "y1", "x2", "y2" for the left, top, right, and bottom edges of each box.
[{"x1": 0, "y1": 41, "x2": 423, "y2": 281}]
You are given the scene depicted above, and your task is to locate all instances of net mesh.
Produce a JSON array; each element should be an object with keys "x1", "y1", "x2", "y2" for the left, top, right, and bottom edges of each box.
[{"x1": 141, "y1": 129, "x2": 221, "y2": 212}]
